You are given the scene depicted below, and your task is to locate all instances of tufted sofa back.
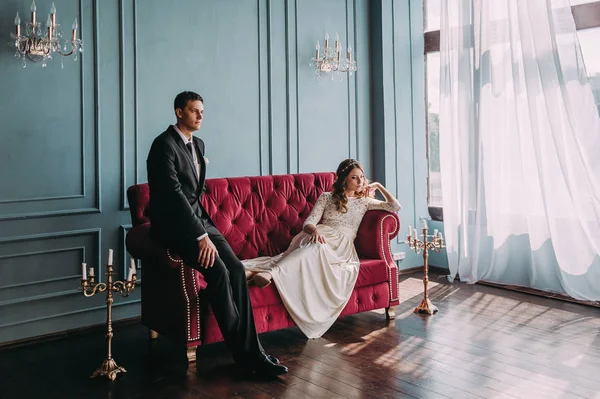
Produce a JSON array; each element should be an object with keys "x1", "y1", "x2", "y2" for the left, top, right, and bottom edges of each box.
[{"x1": 127, "y1": 172, "x2": 335, "y2": 260}]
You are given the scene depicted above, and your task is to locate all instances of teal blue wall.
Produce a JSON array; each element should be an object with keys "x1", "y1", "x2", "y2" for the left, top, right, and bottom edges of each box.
[
  {"x1": 0, "y1": 0, "x2": 447, "y2": 344},
  {"x1": 0, "y1": 0, "x2": 376, "y2": 344},
  {"x1": 369, "y1": 0, "x2": 448, "y2": 270}
]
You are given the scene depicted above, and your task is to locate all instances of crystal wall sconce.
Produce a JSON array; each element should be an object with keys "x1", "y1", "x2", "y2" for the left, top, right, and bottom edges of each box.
[
  {"x1": 9, "y1": 1, "x2": 83, "y2": 68},
  {"x1": 310, "y1": 32, "x2": 357, "y2": 80}
]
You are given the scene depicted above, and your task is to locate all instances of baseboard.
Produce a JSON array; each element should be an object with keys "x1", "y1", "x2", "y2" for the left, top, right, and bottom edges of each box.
[
  {"x1": 478, "y1": 281, "x2": 600, "y2": 309},
  {"x1": 399, "y1": 266, "x2": 599, "y2": 308},
  {"x1": 399, "y1": 265, "x2": 450, "y2": 276},
  {"x1": 398, "y1": 266, "x2": 423, "y2": 276},
  {"x1": 0, "y1": 316, "x2": 142, "y2": 350}
]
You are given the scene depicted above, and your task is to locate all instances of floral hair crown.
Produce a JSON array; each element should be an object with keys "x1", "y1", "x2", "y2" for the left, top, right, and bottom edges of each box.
[{"x1": 338, "y1": 161, "x2": 361, "y2": 176}]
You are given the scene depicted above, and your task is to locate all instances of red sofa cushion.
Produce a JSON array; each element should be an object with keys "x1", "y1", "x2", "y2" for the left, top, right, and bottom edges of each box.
[{"x1": 355, "y1": 259, "x2": 389, "y2": 287}]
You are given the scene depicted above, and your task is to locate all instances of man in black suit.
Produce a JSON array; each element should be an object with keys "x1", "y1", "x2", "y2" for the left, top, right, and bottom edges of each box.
[{"x1": 146, "y1": 91, "x2": 287, "y2": 377}]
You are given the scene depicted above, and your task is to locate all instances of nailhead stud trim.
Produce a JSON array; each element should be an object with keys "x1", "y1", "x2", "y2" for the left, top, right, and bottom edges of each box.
[
  {"x1": 380, "y1": 214, "x2": 399, "y2": 303},
  {"x1": 178, "y1": 260, "x2": 201, "y2": 343},
  {"x1": 180, "y1": 265, "x2": 192, "y2": 341}
]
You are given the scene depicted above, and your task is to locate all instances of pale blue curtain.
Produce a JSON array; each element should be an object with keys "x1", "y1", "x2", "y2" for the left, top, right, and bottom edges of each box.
[{"x1": 439, "y1": 0, "x2": 600, "y2": 300}]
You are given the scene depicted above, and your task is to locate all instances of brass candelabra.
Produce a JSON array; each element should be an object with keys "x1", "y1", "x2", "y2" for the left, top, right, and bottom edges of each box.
[
  {"x1": 79, "y1": 250, "x2": 137, "y2": 381},
  {"x1": 407, "y1": 222, "x2": 444, "y2": 315}
]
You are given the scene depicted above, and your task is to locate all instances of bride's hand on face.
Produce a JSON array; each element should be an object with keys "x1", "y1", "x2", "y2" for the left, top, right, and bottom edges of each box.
[
  {"x1": 310, "y1": 230, "x2": 327, "y2": 244},
  {"x1": 362, "y1": 181, "x2": 379, "y2": 198}
]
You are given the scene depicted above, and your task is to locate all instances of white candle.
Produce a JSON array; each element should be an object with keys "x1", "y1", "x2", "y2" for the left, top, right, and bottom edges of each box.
[
  {"x1": 72, "y1": 17, "x2": 78, "y2": 40},
  {"x1": 50, "y1": 2, "x2": 56, "y2": 26},
  {"x1": 107, "y1": 249, "x2": 113, "y2": 265},
  {"x1": 433, "y1": 229, "x2": 438, "y2": 238},
  {"x1": 46, "y1": 15, "x2": 52, "y2": 39},
  {"x1": 89, "y1": 267, "x2": 94, "y2": 277},
  {"x1": 407, "y1": 225, "x2": 412, "y2": 237},
  {"x1": 15, "y1": 13, "x2": 21, "y2": 36},
  {"x1": 421, "y1": 219, "x2": 428, "y2": 230},
  {"x1": 129, "y1": 257, "x2": 136, "y2": 281},
  {"x1": 31, "y1": 0, "x2": 37, "y2": 26},
  {"x1": 81, "y1": 263, "x2": 87, "y2": 279}
]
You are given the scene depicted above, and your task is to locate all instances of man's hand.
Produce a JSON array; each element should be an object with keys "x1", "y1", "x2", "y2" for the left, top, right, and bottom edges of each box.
[{"x1": 197, "y1": 237, "x2": 219, "y2": 268}]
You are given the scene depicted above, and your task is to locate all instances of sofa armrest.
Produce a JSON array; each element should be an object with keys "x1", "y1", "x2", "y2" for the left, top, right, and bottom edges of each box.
[
  {"x1": 355, "y1": 210, "x2": 400, "y2": 262},
  {"x1": 126, "y1": 222, "x2": 207, "y2": 290},
  {"x1": 356, "y1": 211, "x2": 401, "y2": 305}
]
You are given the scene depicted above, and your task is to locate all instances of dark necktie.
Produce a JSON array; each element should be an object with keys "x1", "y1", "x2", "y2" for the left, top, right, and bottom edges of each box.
[{"x1": 186, "y1": 142, "x2": 195, "y2": 159}]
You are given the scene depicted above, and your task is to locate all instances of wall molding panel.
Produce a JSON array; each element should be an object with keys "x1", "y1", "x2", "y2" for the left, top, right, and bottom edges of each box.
[
  {"x1": 0, "y1": 299, "x2": 140, "y2": 344},
  {"x1": 258, "y1": 0, "x2": 271, "y2": 175},
  {"x1": 346, "y1": 0, "x2": 358, "y2": 160},
  {"x1": 0, "y1": 0, "x2": 100, "y2": 221},
  {"x1": 120, "y1": 0, "x2": 138, "y2": 210},
  {"x1": 0, "y1": 228, "x2": 101, "y2": 342},
  {"x1": 285, "y1": 0, "x2": 299, "y2": 174},
  {"x1": 0, "y1": 246, "x2": 85, "y2": 304}
]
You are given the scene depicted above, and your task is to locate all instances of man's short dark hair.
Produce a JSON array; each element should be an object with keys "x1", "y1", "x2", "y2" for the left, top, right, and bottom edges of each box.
[{"x1": 174, "y1": 91, "x2": 203, "y2": 111}]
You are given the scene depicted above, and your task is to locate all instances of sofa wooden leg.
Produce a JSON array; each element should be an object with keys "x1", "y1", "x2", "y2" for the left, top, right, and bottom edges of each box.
[
  {"x1": 186, "y1": 346, "x2": 197, "y2": 363},
  {"x1": 148, "y1": 329, "x2": 159, "y2": 340},
  {"x1": 385, "y1": 306, "x2": 396, "y2": 320}
]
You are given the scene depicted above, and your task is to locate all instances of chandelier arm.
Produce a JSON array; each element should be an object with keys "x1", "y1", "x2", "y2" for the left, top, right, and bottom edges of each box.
[
  {"x1": 57, "y1": 47, "x2": 75, "y2": 57},
  {"x1": 15, "y1": 41, "x2": 28, "y2": 55}
]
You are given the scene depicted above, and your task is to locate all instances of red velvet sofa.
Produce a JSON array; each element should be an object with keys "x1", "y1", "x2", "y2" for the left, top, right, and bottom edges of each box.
[{"x1": 126, "y1": 172, "x2": 400, "y2": 362}]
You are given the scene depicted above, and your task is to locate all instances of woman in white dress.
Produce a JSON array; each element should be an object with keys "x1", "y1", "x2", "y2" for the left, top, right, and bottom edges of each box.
[{"x1": 242, "y1": 159, "x2": 401, "y2": 339}]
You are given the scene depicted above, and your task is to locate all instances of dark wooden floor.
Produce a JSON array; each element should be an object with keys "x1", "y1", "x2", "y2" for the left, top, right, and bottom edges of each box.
[{"x1": 1, "y1": 272, "x2": 599, "y2": 399}]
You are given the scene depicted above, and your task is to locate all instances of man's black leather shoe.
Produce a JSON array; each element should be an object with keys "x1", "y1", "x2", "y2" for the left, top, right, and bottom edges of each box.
[
  {"x1": 252, "y1": 355, "x2": 288, "y2": 377},
  {"x1": 267, "y1": 355, "x2": 280, "y2": 365}
]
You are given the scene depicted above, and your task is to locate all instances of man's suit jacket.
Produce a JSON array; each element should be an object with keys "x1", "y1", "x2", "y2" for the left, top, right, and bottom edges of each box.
[{"x1": 147, "y1": 125, "x2": 211, "y2": 248}]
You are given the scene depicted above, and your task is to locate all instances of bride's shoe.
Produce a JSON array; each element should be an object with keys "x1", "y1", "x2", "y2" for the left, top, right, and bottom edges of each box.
[
  {"x1": 245, "y1": 270, "x2": 254, "y2": 280},
  {"x1": 251, "y1": 272, "x2": 272, "y2": 288}
]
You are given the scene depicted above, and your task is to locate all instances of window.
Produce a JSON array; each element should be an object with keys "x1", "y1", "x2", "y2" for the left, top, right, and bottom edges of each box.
[
  {"x1": 576, "y1": 28, "x2": 600, "y2": 116},
  {"x1": 425, "y1": 51, "x2": 441, "y2": 207},
  {"x1": 424, "y1": 0, "x2": 440, "y2": 32},
  {"x1": 570, "y1": 0, "x2": 600, "y2": 5},
  {"x1": 423, "y1": 0, "x2": 600, "y2": 219},
  {"x1": 424, "y1": 0, "x2": 442, "y2": 219}
]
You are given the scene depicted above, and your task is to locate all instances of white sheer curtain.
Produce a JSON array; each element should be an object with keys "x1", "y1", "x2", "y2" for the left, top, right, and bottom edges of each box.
[{"x1": 439, "y1": 0, "x2": 600, "y2": 300}]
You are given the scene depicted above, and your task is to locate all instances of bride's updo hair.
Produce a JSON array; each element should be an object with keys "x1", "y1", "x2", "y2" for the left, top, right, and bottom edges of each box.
[{"x1": 331, "y1": 158, "x2": 366, "y2": 213}]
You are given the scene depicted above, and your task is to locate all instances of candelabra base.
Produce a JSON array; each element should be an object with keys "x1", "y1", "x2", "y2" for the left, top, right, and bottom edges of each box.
[
  {"x1": 414, "y1": 298, "x2": 438, "y2": 315},
  {"x1": 90, "y1": 358, "x2": 127, "y2": 381}
]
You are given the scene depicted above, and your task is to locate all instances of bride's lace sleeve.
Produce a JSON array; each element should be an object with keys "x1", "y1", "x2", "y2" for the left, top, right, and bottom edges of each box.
[
  {"x1": 366, "y1": 197, "x2": 402, "y2": 212},
  {"x1": 303, "y1": 193, "x2": 329, "y2": 227}
]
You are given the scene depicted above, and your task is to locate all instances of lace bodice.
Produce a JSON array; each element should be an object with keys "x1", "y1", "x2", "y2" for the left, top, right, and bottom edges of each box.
[{"x1": 303, "y1": 192, "x2": 401, "y2": 237}]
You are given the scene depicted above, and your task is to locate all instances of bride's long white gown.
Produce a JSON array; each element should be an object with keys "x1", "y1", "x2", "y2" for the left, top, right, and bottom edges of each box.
[{"x1": 242, "y1": 192, "x2": 401, "y2": 339}]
